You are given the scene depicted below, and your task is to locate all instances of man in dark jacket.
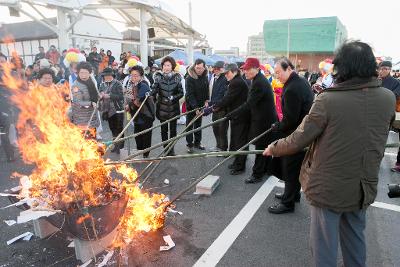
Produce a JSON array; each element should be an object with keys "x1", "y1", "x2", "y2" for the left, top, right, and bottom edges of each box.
[
  {"x1": 185, "y1": 59, "x2": 209, "y2": 153},
  {"x1": 264, "y1": 41, "x2": 395, "y2": 267},
  {"x1": 378, "y1": 61, "x2": 400, "y2": 172},
  {"x1": 208, "y1": 61, "x2": 229, "y2": 152},
  {"x1": 214, "y1": 63, "x2": 250, "y2": 174},
  {"x1": 99, "y1": 67, "x2": 125, "y2": 153},
  {"x1": 227, "y1": 58, "x2": 278, "y2": 183},
  {"x1": 268, "y1": 58, "x2": 314, "y2": 214},
  {"x1": 88, "y1": 47, "x2": 102, "y2": 76}
]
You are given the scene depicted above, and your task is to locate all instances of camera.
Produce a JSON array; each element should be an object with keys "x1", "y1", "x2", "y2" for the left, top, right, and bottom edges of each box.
[{"x1": 387, "y1": 184, "x2": 400, "y2": 198}]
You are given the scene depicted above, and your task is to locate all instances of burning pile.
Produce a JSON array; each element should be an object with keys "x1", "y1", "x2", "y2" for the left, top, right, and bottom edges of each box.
[{"x1": 1, "y1": 61, "x2": 165, "y2": 245}]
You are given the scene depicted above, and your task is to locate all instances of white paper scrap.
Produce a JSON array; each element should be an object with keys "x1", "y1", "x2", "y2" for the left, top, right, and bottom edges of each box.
[
  {"x1": 163, "y1": 179, "x2": 170, "y2": 185},
  {"x1": 79, "y1": 259, "x2": 92, "y2": 267},
  {"x1": 0, "y1": 193, "x2": 19, "y2": 197},
  {"x1": 97, "y1": 250, "x2": 114, "y2": 267},
  {"x1": 4, "y1": 220, "x2": 16, "y2": 226},
  {"x1": 1, "y1": 199, "x2": 27, "y2": 209},
  {"x1": 6, "y1": 232, "x2": 33, "y2": 245},
  {"x1": 159, "y1": 235, "x2": 175, "y2": 251},
  {"x1": 67, "y1": 241, "x2": 74, "y2": 248},
  {"x1": 17, "y1": 209, "x2": 56, "y2": 224},
  {"x1": 166, "y1": 208, "x2": 183, "y2": 215},
  {"x1": 23, "y1": 232, "x2": 33, "y2": 241},
  {"x1": 10, "y1": 186, "x2": 21, "y2": 193}
]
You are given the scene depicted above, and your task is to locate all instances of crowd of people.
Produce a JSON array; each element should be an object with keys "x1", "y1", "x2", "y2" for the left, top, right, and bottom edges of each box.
[{"x1": 1, "y1": 40, "x2": 400, "y2": 267}]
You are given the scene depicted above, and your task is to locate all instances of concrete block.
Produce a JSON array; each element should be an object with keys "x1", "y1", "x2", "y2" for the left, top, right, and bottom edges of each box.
[
  {"x1": 195, "y1": 175, "x2": 220, "y2": 195},
  {"x1": 33, "y1": 219, "x2": 59, "y2": 239},
  {"x1": 74, "y1": 227, "x2": 118, "y2": 263}
]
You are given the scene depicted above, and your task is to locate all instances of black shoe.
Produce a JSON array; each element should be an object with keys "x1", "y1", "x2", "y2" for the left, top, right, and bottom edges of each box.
[
  {"x1": 230, "y1": 169, "x2": 245, "y2": 175},
  {"x1": 268, "y1": 203, "x2": 295, "y2": 214},
  {"x1": 245, "y1": 176, "x2": 263, "y2": 184},
  {"x1": 194, "y1": 144, "x2": 205, "y2": 150},
  {"x1": 228, "y1": 164, "x2": 236, "y2": 170},
  {"x1": 187, "y1": 146, "x2": 194, "y2": 154},
  {"x1": 167, "y1": 150, "x2": 176, "y2": 156},
  {"x1": 275, "y1": 193, "x2": 301, "y2": 202}
]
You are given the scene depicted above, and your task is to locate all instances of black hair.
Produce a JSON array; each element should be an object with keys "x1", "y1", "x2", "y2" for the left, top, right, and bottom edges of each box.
[
  {"x1": 26, "y1": 65, "x2": 33, "y2": 70},
  {"x1": 107, "y1": 50, "x2": 112, "y2": 55},
  {"x1": 276, "y1": 57, "x2": 295, "y2": 71},
  {"x1": 129, "y1": 65, "x2": 144, "y2": 76},
  {"x1": 77, "y1": 61, "x2": 93, "y2": 73},
  {"x1": 332, "y1": 40, "x2": 377, "y2": 83},
  {"x1": 37, "y1": 68, "x2": 55, "y2": 80},
  {"x1": 161, "y1": 56, "x2": 177, "y2": 70},
  {"x1": 0, "y1": 53, "x2": 7, "y2": 60},
  {"x1": 194, "y1": 58, "x2": 206, "y2": 67}
]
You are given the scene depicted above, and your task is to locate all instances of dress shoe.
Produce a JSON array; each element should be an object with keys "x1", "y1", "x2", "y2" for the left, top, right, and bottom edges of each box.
[
  {"x1": 268, "y1": 203, "x2": 295, "y2": 214},
  {"x1": 187, "y1": 146, "x2": 194, "y2": 154},
  {"x1": 245, "y1": 176, "x2": 263, "y2": 184},
  {"x1": 194, "y1": 144, "x2": 205, "y2": 150},
  {"x1": 230, "y1": 169, "x2": 245, "y2": 175},
  {"x1": 275, "y1": 193, "x2": 301, "y2": 202}
]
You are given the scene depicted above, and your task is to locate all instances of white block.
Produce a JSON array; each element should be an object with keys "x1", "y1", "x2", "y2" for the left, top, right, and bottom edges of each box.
[
  {"x1": 195, "y1": 175, "x2": 220, "y2": 195},
  {"x1": 33, "y1": 219, "x2": 59, "y2": 239},
  {"x1": 74, "y1": 227, "x2": 118, "y2": 263}
]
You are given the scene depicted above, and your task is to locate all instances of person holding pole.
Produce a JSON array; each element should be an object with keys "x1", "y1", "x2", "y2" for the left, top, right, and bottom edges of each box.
[{"x1": 125, "y1": 65, "x2": 155, "y2": 158}]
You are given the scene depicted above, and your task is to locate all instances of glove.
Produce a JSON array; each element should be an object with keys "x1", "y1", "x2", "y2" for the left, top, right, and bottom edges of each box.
[{"x1": 202, "y1": 106, "x2": 213, "y2": 116}]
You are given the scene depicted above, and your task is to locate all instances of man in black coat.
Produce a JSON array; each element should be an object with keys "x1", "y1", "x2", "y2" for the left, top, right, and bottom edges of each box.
[
  {"x1": 185, "y1": 59, "x2": 209, "y2": 153},
  {"x1": 227, "y1": 58, "x2": 278, "y2": 183},
  {"x1": 378, "y1": 61, "x2": 400, "y2": 172},
  {"x1": 268, "y1": 58, "x2": 314, "y2": 214},
  {"x1": 214, "y1": 63, "x2": 250, "y2": 174},
  {"x1": 208, "y1": 61, "x2": 229, "y2": 152}
]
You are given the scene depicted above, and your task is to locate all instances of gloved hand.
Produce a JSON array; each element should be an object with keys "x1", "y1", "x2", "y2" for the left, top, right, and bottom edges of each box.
[
  {"x1": 202, "y1": 106, "x2": 213, "y2": 116},
  {"x1": 271, "y1": 122, "x2": 279, "y2": 131}
]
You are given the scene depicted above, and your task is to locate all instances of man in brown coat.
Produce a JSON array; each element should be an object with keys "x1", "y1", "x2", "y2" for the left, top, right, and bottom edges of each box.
[{"x1": 263, "y1": 41, "x2": 395, "y2": 267}]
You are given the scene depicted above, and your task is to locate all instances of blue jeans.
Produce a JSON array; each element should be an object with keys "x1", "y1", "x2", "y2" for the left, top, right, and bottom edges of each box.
[{"x1": 310, "y1": 205, "x2": 366, "y2": 267}]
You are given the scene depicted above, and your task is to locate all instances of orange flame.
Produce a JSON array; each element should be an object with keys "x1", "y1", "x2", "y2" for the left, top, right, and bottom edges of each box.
[{"x1": 0, "y1": 58, "x2": 165, "y2": 245}]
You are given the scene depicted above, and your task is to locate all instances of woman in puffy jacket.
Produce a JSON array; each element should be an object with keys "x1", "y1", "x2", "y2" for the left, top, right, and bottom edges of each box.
[{"x1": 151, "y1": 56, "x2": 184, "y2": 155}]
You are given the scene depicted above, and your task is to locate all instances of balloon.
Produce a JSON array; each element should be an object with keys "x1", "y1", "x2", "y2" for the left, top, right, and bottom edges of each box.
[
  {"x1": 178, "y1": 65, "x2": 187, "y2": 76},
  {"x1": 174, "y1": 62, "x2": 181, "y2": 72},
  {"x1": 127, "y1": 58, "x2": 138, "y2": 67},
  {"x1": 65, "y1": 52, "x2": 79, "y2": 63},
  {"x1": 67, "y1": 48, "x2": 80, "y2": 54},
  {"x1": 176, "y1": 60, "x2": 185, "y2": 65}
]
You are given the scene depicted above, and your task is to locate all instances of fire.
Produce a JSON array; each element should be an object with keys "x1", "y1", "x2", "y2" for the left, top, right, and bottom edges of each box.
[{"x1": 1, "y1": 58, "x2": 165, "y2": 245}]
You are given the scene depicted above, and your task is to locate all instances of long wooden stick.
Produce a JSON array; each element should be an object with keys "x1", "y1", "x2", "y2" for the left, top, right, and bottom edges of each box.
[{"x1": 105, "y1": 150, "x2": 264, "y2": 165}]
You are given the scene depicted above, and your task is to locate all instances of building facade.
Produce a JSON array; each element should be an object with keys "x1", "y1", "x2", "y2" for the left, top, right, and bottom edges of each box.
[
  {"x1": 214, "y1": 47, "x2": 240, "y2": 58},
  {"x1": 263, "y1": 16, "x2": 347, "y2": 71},
  {"x1": 247, "y1": 33, "x2": 272, "y2": 63}
]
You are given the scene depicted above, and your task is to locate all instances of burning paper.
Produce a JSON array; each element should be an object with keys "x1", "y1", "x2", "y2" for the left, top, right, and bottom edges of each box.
[
  {"x1": 160, "y1": 235, "x2": 175, "y2": 251},
  {"x1": 1, "y1": 58, "x2": 166, "y2": 247}
]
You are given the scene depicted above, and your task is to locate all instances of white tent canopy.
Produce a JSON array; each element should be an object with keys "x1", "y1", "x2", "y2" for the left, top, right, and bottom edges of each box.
[{"x1": 0, "y1": 0, "x2": 207, "y2": 65}]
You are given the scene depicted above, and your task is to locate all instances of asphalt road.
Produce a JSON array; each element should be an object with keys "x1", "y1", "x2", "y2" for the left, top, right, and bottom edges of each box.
[{"x1": 0, "y1": 118, "x2": 399, "y2": 267}]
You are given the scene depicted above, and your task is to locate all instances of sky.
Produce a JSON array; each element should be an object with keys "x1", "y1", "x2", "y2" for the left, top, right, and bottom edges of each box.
[{"x1": 0, "y1": 0, "x2": 399, "y2": 62}]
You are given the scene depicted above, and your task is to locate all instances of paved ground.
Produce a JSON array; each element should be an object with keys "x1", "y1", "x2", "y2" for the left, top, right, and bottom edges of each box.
[{"x1": 0, "y1": 118, "x2": 399, "y2": 267}]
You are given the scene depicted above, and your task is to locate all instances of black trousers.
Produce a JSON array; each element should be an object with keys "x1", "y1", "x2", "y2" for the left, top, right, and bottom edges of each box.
[
  {"x1": 161, "y1": 119, "x2": 177, "y2": 142},
  {"x1": 230, "y1": 120, "x2": 249, "y2": 171},
  {"x1": 0, "y1": 112, "x2": 13, "y2": 159},
  {"x1": 186, "y1": 111, "x2": 203, "y2": 146},
  {"x1": 281, "y1": 151, "x2": 306, "y2": 207},
  {"x1": 134, "y1": 118, "x2": 153, "y2": 157},
  {"x1": 107, "y1": 113, "x2": 124, "y2": 149},
  {"x1": 212, "y1": 110, "x2": 229, "y2": 151},
  {"x1": 397, "y1": 132, "x2": 400, "y2": 164}
]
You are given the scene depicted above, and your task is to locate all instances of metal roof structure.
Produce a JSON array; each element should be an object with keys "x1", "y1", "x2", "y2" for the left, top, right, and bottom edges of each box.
[{"x1": 0, "y1": 0, "x2": 207, "y2": 65}]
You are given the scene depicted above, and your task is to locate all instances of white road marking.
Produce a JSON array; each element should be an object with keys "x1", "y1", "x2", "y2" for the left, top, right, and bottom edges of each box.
[
  {"x1": 193, "y1": 177, "x2": 280, "y2": 267},
  {"x1": 371, "y1": 201, "x2": 400, "y2": 213}
]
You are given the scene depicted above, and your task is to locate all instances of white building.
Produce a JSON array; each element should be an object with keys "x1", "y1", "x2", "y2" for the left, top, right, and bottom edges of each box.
[
  {"x1": 247, "y1": 32, "x2": 270, "y2": 63},
  {"x1": 214, "y1": 47, "x2": 240, "y2": 57}
]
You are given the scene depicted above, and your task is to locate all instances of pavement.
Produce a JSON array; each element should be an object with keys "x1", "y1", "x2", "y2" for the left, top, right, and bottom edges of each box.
[{"x1": 0, "y1": 117, "x2": 399, "y2": 267}]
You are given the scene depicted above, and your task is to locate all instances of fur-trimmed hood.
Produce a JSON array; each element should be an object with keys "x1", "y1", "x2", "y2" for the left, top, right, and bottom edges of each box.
[{"x1": 187, "y1": 64, "x2": 207, "y2": 80}]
